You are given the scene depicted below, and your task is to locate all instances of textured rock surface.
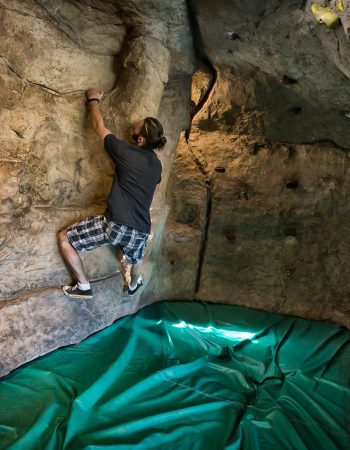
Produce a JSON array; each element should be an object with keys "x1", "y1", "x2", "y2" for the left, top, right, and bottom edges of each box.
[
  {"x1": 192, "y1": 0, "x2": 350, "y2": 146},
  {"x1": 0, "y1": 273, "x2": 159, "y2": 377},
  {"x1": 0, "y1": 0, "x2": 192, "y2": 300},
  {"x1": 147, "y1": 0, "x2": 350, "y2": 327},
  {"x1": 0, "y1": 0, "x2": 193, "y2": 375},
  {"x1": 1, "y1": 0, "x2": 350, "y2": 376}
]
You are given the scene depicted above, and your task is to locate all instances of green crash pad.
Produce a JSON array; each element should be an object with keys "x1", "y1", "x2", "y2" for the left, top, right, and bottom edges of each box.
[{"x1": 0, "y1": 301, "x2": 349, "y2": 450}]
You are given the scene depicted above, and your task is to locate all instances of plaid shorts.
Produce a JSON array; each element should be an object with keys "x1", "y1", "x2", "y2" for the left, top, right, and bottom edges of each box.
[{"x1": 66, "y1": 215, "x2": 148, "y2": 265}]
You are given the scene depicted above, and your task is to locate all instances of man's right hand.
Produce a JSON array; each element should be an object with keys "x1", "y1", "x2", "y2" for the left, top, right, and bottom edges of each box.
[
  {"x1": 86, "y1": 88, "x2": 111, "y2": 141},
  {"x1": 86, "y1": 88, "x2": 104, "y2": 101}
]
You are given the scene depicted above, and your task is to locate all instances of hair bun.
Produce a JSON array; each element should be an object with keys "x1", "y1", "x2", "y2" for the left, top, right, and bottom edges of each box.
[{"x1": 157, "y1": 136, "x2": 167, "y2": 149}]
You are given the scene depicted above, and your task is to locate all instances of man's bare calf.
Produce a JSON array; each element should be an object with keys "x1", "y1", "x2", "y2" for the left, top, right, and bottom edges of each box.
[
  {"x1": 57, "y1": 230, "x2": 92, "y2": 298},
  {"x1": 116, "y1": 246, "x2": 143, "y2": 293}
]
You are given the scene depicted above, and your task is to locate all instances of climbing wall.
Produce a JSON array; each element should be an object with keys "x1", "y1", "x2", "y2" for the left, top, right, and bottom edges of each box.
[
  {"x1": 149, "y1": 0, "x2": 350, "y2": 327},
  {"x1": 0, "y1": 0, "x2": 193, "y2": 376}
]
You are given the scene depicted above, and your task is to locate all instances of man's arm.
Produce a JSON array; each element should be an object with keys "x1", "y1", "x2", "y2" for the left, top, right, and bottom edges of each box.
[{"x1": 86, "y1": 88, "x2": 111, "y2": 141}]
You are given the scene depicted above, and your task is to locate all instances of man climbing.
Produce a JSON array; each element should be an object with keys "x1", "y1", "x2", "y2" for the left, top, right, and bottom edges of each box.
[{"x1": 58, "y1": 88, "x2": 166, "y2": 299}]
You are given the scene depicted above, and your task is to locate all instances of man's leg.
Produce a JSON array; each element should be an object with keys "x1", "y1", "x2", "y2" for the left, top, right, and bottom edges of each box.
[
  {"x1": 58, "y1": 229, "x2": 89, "y2": 284},
  {"x1": 116, "y1": 246, "x2": 143, "y2": 294},
  {"x1": 130, "y1": 263, "x2": 142, "y2": 289},
  {"x1": 116, "y1": 245, "x2": 130, "y2": 286}
]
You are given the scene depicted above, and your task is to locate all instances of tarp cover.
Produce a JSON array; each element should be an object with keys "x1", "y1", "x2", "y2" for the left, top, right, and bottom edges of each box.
[{"x1": 0, "y1": 301, "x2": 349, "y2": 450}]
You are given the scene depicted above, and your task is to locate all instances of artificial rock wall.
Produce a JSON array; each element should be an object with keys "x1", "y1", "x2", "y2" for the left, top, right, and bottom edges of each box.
[
  {"x1": 0, "y1": 0, "x2": 194, "y2": 376},
  {"x1": 149, "y1": 0, "x2": 350, "y2": 328},
  {"x1": 1, "y1": 0, "x2": 350, "y2": 376},
  {"x1": 0, "y1": 0, "x2": 191, "y2": 298}
]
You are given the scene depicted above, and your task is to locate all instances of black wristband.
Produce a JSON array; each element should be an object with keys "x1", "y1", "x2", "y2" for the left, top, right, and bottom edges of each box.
[{"x1": 87, "y1": 98, "x2": 100, "y2": 104}]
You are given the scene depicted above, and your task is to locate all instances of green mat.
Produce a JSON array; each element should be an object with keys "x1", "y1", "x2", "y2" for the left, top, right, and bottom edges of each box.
[{"x1": 0, "y1": 301, "x2": 349, "y2": 449}]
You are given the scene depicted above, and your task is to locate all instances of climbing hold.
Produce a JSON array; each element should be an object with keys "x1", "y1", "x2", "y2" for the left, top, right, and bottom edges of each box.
[
  {"x1": 238, "y1": 191, "x2": 249, "y2": 200},
  {"x1": 281, "y1": 75, "x2": 298, "y2": 85},
  {"x1": 345, "y1": 112, "x2": 350, "y2": 119},
  {"x1": 337, "y1": 1, "x2": 344, "y2": 12},
  {"x1": 284, "y1": 236, "x2": 298, "y2": 246},
  {"x1": 170, "y1": 260, "x2": 175, "y2": 266},
  {"x1": 215, "y1": 166, "x2": 226, "y2": 173},
  {"x1": 224, "y1": 232, "x2": 236, "y2": 241},
  {"x1": 285, "y1": 270, "x2": 292, "y2": 277},
  {"x1": 311, "y1": 3, "x2": 340, "y2": 28},
  {"x1": 286, "y1": 181, "x2": 299, "y2": 189},
  {"x1": 289, "y1": 106, "x2": 302, "y2": 114},
  {"x1": 226, "y1": 32, "x2": 241, "y2": 41}
]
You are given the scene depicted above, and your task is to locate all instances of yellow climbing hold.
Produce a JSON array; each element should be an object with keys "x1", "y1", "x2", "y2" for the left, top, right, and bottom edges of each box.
[
  {"x1": 311, "y1": 3, "x2": 340, "y2": 28},
  {"x1": 337, "y1": 1, "x2": 344, "y2": 12}
]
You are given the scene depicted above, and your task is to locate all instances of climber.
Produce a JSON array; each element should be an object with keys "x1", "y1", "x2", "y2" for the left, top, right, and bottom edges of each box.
[{"x1": 57, "y1": 88, "x2": 166, "y2": 299}]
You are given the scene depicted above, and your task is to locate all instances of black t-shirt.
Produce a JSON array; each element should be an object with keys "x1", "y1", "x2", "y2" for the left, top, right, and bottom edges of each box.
[{"x1": 104, "y1": 134, "x2": 162, "y2": 234}]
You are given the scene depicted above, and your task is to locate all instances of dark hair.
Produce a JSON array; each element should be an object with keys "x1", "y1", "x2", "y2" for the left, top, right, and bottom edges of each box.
[{"x1": 140, "y1": 117, "x2": 167, "y2": 150}]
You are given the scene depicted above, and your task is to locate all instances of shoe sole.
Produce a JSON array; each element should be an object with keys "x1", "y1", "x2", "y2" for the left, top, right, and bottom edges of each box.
[
  {"x1": 63, "y1": 289, "x2": 93, "y2": 299},
  {"x1": 128, "y1": 282, "x2": 143, "y2": 296}
]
